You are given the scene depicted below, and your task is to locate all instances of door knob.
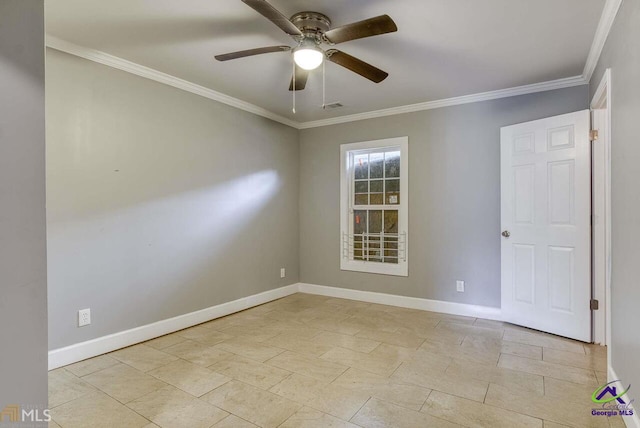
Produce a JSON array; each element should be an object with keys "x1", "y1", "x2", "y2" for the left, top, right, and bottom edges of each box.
[{"x1": 502, "y1": 230, "x2": 511, "y2": 238}]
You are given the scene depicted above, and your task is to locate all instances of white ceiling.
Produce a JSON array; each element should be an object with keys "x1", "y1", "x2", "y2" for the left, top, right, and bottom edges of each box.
[{"x1": 46, "y1": 0, "x2": 605, "y2": 123}]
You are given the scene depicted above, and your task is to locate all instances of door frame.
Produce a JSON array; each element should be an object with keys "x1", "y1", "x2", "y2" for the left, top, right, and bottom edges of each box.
[{"x1": 590, "y1": 68, "x2": 612, "y2": 353}]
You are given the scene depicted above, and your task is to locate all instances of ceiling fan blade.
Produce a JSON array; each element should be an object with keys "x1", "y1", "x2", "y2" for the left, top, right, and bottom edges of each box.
[
  {"x1": 289, "y1": 66, "x2": 309, "y2": 91},
  {"x1": 323, "y1": 15, "x2": 397, "y2": 44},
  {"x1": 215, "y1": 45, "x2": 291, "y2": 61},
  {"x1": 326, "y1": 50, "x2": 388, "y2": 83},
  {"x1": 241, "y1": 0, "x2": 302, "y2": 36}
]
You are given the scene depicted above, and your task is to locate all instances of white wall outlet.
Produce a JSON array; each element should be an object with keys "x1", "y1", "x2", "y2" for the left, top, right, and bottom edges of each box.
[
  {"x1": 456, "y1": 280, "x2": 465, "y2": 293},
  {"x1": 78, "y1": 308, "x2": 91, "y2": 327},
  {"x1": 280, "y1": 268, "x2": 286, "y2": 278}
]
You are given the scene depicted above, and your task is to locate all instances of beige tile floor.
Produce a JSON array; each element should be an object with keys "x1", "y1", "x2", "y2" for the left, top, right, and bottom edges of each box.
[{"x1": 49, "y1": 293, "x2": 624, "y2": 428}]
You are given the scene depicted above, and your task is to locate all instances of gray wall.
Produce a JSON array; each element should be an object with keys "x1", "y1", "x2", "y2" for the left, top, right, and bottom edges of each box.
[
  {"x1": 299, "y1": 86, "x2": 588, "y2": 308},
  {"x1": 0, "y1": 0, "x2": 48, "y2": 415},
  {"x1": 46, "y1": 50, "x2": 299, "y2": 350},
  {"x1": 590, "y1": 0, "x2": 640, "y2": 405}
]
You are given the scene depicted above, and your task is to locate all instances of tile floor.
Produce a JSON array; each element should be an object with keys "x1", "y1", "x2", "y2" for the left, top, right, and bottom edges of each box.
[{"x1": 48, "y1": 293, "x2": 623, "y2": 428}]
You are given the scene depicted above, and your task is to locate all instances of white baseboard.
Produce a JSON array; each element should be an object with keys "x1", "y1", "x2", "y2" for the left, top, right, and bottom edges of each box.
[
  {"x1": 608, "y1": 365, "x2": 640, "y2": 428},
  {"x1": 48, "y1": 284, "x2": 298, "y2": 370},
  {"x1": 49, "y1": 282, "x2": 504, "y2": 370},
  {"x1": 297, "y1": 283, "x2": 502, "y2": 321}
]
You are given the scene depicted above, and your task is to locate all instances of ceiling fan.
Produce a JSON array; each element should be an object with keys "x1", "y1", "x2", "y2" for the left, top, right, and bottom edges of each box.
[{"x1": 214, "y1": 0, "x2": 398, "y2": 91}]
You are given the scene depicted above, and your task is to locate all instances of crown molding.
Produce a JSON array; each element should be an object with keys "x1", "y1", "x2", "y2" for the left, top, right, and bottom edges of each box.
[
  {"x1": 583, "y1": 0, "x2": 623, "y2": 82},
  {"x1": 45, "y1": 35, "x2": 299, "y2": 129},
  {"x1": 49, "y1": 23, "x2": 621, "y2": 131},
  {"x1": 298, "y1": 75, "x2": 588, "y2": 129}
]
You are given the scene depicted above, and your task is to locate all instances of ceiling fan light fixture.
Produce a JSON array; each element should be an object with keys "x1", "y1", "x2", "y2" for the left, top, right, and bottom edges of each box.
[
  {"x1": 216, "y1": 2, "x2": 397, "y2": 91},
  {"x1": 293, "y1": 45, "x2": 324, "y2": 70}
]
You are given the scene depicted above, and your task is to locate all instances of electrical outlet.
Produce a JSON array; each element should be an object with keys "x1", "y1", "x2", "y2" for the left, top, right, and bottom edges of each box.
[
  {"x1": 280, "y1": 268, "x2": 286, "y2": 278},
  {"x1": 456, "y1": 280, "x2": 465, "y2": 293},
  {"x1": 78, "y1": 308, "x2": 91, "y2": 327}
]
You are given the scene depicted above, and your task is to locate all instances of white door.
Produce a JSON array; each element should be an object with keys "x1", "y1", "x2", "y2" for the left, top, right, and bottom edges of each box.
[{"x1": 501, "y1": 110, "x2": 591, "y2": 342}]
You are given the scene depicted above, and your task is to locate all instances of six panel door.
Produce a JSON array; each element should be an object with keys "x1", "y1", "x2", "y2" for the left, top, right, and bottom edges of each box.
[{"x1": 501, "y1": 110, "x2": 591, "y2": 342}]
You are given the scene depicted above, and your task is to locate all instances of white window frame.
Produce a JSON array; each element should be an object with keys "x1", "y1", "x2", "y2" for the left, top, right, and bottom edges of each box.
[{"x1": 340, "y1": 136, "x2": 408, "y2": 276}]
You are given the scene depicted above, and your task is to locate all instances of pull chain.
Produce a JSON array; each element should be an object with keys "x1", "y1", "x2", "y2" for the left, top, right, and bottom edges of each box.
[
  {"x1": 322, "y1": 59, "x2": 326, "y2": 109},
  {"x1": 292, "y1": 60, "x2": 296, "y2": 114}
]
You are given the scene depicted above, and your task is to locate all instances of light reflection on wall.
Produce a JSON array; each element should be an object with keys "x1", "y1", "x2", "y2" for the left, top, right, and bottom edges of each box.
[
  {"x1": 47, "y1": 169, "x2": 282, "y2": 326},
  {"x1": 198, "y1": 169, "x2": 281, "y2": 235}
]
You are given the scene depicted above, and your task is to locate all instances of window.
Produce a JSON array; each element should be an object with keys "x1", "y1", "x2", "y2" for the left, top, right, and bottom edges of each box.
[{"x1": 340, "y1": 137, "x2": 408, "y2": 276}]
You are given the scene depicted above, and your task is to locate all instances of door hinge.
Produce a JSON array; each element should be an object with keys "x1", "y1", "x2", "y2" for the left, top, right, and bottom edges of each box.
[
  {"x1": 590, "y1": 129, "x2": 599, "y2": 141},
  {"x1": 590, "y1": 299, "x2": 599, "y2": 310}
]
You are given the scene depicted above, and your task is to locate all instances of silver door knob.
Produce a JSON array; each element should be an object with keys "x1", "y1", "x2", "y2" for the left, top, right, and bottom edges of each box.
[{"x1": 502, "y1": 230, "x2": 511, "y2": 238}]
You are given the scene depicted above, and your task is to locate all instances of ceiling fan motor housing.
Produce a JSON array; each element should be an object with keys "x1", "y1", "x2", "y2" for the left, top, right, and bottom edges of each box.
[{"x1": 290, "y1": 11, "x2": 331, "y2": 41}]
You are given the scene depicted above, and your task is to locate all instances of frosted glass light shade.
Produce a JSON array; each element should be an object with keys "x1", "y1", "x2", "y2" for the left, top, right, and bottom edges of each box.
[{"x1": 293, "y1": 47, "x2": 324, "y2": 70}]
